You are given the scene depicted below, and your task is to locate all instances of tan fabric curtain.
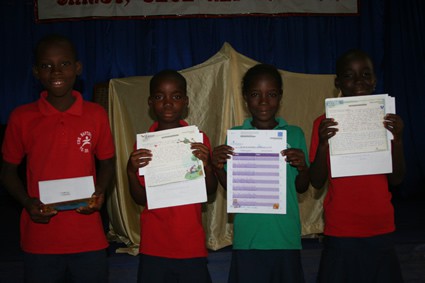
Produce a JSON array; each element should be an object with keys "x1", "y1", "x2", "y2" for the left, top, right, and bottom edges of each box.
[{"x1": 106, "y1": 43, "x2": 339, "y2": 253}]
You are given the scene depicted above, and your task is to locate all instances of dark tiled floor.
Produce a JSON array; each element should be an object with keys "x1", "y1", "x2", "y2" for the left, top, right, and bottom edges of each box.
[{"x1": 1, "y1": 192, "x2": 425, "y2": 283}]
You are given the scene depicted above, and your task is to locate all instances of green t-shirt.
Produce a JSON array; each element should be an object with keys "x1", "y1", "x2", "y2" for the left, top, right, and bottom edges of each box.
[{"x1": 230, "y1": 117, "x2": 309, "y2": 250}]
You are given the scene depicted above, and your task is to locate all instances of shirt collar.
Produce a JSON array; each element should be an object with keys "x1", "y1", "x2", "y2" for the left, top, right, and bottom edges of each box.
[
  {"x1": 38, "y1": 90, "x2": 84, "y2": 116},
  {"x1": 149, "y1": 120, "x2": 189, "y2": 132},
  {"x1": 241, "y1": 117, "x2": 288, "y2": 129}
]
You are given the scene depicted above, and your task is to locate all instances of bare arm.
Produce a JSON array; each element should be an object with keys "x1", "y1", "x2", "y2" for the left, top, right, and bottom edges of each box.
[
  {"x1": 127, "y1": 148, "x2": 152, "y2": 206},
  {"x1": 211, "y1": 144, "x2": 233, "y2": 190},
  {"x1": 309, "y1": 118, "x2": 338, "y2": 189},
  {"x1": 191, "y1": 142, "x2": 218, "y2": 195},
  {"x1": 282, "y1": 148, "x2": 310, "y2": 194},
  {"x1": 384, "y1": 114, "x2": 406, "y2": 186},
  {"x1": 0, "y1": 161, "x2": 57, "y2": 223}
]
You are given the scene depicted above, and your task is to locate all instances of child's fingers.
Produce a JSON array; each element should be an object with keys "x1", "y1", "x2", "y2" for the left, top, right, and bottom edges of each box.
[{"x1": 281, "y1": 149, "x2": 306, "y2": 166}]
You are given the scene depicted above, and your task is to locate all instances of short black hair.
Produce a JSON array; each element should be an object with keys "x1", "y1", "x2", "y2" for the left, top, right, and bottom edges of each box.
[
  {"x1": 242, "y1": 64, "x2": 283, "y2": 94},
  {"x1": 150, "y1": 69, "x2": 187, "y2": 95},
  {"x1": 34, "y1": 34, "x2": 78, "y2": 65},
  {"x1": 335, "y1": 49, "x2": 373, "y2": 77}
]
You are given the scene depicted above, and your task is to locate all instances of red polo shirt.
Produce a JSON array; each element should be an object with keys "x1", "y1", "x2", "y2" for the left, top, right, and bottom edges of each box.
[
  {"x1": 309, "y1": 114, "x2": 395, "y2": 237},
  {"x1": 2, "y1": 90, "x2": 115, "y2": 254}
]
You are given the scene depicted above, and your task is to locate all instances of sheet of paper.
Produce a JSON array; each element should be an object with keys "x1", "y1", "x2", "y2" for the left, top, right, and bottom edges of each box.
[
  {"x1": 137, "y1": 126, "x2": 205, "y2": 186},
  {"x1": 325, "y1": 94, "x2": 394, "y2": 178},
  {"x1": 39, "y1": 176, "x2": 94, "y2": 205},
  {"x1": 137, "y1": 126, "x2": 207, "y2": 209},
  {"x1": 227, "y1": 129, "x2": 287, "y2": 214},
  {"x1": 145, "y1": 178, "x2": 207, "y2": 209}
]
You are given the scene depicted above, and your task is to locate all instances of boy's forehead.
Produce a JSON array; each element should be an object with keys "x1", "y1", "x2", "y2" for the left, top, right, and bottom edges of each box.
[
  {"x1": 339, "y1": 57, "x2": 373, "y2": 74},
  {"x1": 36, "y1": 41, "x2": 76, "y2": 61},
  {"x1": 152, "y1": 77, "x2": 186, "y2": 90}
]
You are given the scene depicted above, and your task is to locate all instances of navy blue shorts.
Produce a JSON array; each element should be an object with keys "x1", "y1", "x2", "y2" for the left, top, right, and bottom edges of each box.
[
  {"x1": 228, "y1": 249, "x2": 305, "y2": 283},
  {"x1": 23, "y1": 249, "x2": 108, "y2": 283},
  {"x1": 317, "y1": 233, "x2": 403, "y2": 283},
  {"x1": 137, "y1": 254, "x2": 212, "y2": 283}
]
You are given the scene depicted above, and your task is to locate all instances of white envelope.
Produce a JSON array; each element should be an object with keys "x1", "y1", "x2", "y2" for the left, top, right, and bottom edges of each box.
[{"x1": 39, "y1": 176, "x2": 95, "y2": 205}]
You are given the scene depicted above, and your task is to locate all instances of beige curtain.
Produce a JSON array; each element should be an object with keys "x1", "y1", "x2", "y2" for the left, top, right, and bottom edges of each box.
[{"x1": 106, "y1": 43, "x2": 339, "y2": 254}]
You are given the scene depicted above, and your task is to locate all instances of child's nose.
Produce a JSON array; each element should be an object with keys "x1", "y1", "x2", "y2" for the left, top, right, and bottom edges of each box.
[
  {"x1": 259, "y1": 94, "x2": 268, "y2": 104},
  {"x1": 163, "y1": 97, "x2": 173, "y2": 106},
  {"x1": 50, "y1": 64, "x2": 63, "y2": 73}
]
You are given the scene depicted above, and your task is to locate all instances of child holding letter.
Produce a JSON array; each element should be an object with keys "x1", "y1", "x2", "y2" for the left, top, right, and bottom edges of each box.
[
  {"x1": 127, "y1": 69, "x2": 217, "y2": 283},
  {"x1": 309, "y1": 49, "x2": 406, "y2": 282},
  {"x1": 0, "y1": 34, "x2": 115, "y2": 282},
  {"x1": 212, "y1": 64, "x2": 309, "y2": 283}
]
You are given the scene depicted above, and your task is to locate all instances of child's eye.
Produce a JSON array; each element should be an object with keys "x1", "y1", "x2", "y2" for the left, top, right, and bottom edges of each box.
[
  {"x1": 173, "y1": 95, "x2": 182, "y2": 100},
  {"x1": 268, "y1": 92, "x2": 279, "y2": 97},
  {"x1": 153, "y1": 95, "x2": 164, "y2": 101},
  {"x1": 249, "y1": 92, "x2": 259, "y2": 97},
  {"x1": 342, "y1": 72, "x2": 353, "y2": 79},
  {"x1": 39, "y1": 63, "x2": 52, "y2": 69},
  {"x1": 61, "y1": 61, "x2": 71, "y2": 67},
  {"x1": 362, "y1": 72, "x2": 372, "y2": 78}
]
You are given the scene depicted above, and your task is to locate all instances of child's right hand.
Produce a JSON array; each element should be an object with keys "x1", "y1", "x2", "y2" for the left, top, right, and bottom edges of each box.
[
  {"x1": 318, "y1": 118, "x2": 338, "y2": 145},
  {"x1": 127, "y1": 149, "x2": 152, "y2": 173},
  {"x1": 212, "y1": 145, "x2": 233, "y2": 170},
  {"x1": 24, "y1": 197, "x2": 57, "y2": 224}
]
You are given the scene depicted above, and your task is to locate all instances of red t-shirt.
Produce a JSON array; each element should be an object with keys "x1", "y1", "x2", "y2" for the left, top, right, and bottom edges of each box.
[
  {"x1": 2, "y1": 90, "x2": 115, "y2": 254},
  {"x1": 137, "y1": 120, "x2": 209, "y2": 258},
  {"x1": 309, "y1": 114, "x2": 395, "y2": 237}
]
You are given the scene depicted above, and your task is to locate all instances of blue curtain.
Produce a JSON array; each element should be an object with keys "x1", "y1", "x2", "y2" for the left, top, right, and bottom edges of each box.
[
  {"x1": 1, "y1": 0, "x2": 423, "y2": 197},
  {"x1": 384, "y1": 0, "x2": 425, "y2": 197}
]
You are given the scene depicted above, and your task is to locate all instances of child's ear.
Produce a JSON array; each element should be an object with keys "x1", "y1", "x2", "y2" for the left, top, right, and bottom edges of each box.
[
  {"x1": 334, "y1": 76, "x2": 340, "y2": 89},
  {"x1": 32, "y1": 65, "x2": 40, "y2": 79},
  {"x1": 76, "y1": 61, "x2": 83, "y2": 76}
]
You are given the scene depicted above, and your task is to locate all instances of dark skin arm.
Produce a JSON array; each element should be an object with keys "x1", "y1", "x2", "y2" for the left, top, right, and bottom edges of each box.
[
  {"x1": 211, "y1": 144, "x2": 234, "y2": 190},
  {"x1": 127, "y1": 148, "x2": 152, "y2": 206},
  {"x1": 282, "y1": 148, "x2": 310, "y2": 194},
  {"x1": 191, "y1": 142, "x2": 218, "y2": 195},
  {"x1": 77, "y1": 157, "x2": 115, "y2": 214},
  {"x1": 384, "y1": 113, "x2": 406, "y2": 186},
  {"x1": 309, "y1": 118, "x2": 338, "y2": 189},
  {"x1": 0, "y1": 161, "x2": 57, "y2": 223}
]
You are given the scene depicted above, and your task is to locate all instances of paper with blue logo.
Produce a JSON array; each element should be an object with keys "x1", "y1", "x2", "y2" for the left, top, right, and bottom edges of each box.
[
  {"x1": 227, "y1": 129, "x2": 287, "y2": 214},
  {"x1": 325, "y1": 94, "x2": 395, "y2": 178}
]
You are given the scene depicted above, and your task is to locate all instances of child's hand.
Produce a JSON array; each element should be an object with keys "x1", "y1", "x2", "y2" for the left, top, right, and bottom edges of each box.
[
  {"x1": 77, "y1": 192, "x2": 104, "y2": 215},
  {"x1": 24, "y1": 197, "x2": 57, "y2": 224},
  {"x1": 384, "y1": 113, "x2": 404, "y2": 142},
  {"x1": 127, "y1": 148, "x2": 152, "y2": 173},
  {"x1": 281, "y1": 148, "x2": 308, "y2": 172},
  {"x1": 212, "y1": 145, "x2": 233, "y2": 170},
  {"x1": 191, "y1": 142, "x2": 211, "y2": 167},
  {"x1": 318, "y1": 118, "x2": 338, "y2": 145}
]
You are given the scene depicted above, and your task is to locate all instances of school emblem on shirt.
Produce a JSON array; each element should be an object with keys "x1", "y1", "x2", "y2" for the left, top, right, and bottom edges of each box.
[{"x1": 77, "y1": 131, "x2": 92, "y2": 153}]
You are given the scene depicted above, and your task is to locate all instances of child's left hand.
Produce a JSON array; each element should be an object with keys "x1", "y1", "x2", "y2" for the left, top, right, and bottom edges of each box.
[
  {"x1": 384, "y1": 113, "x2": 404, "y2": 142},
  {"x1": 281, "y1": 148, "x2": 308, "y2": 172},
  {"x1": 191, "y1": 142, "x2": 211, "y2": 167},
  {"x1": 76, "y1": 192, "x2": 104, "y2": 215}
]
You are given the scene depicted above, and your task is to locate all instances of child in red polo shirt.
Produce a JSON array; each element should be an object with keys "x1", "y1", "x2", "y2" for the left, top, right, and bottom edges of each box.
[
  {"x1": 1, "y1": 34, "x2": 115, "y2": 282},
  {"x1": 309, "y1": 49, "x2": 406, "y2": 282},
  {"x1": 127, "y1": 69, "x2": 217, "y2": 283}
]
